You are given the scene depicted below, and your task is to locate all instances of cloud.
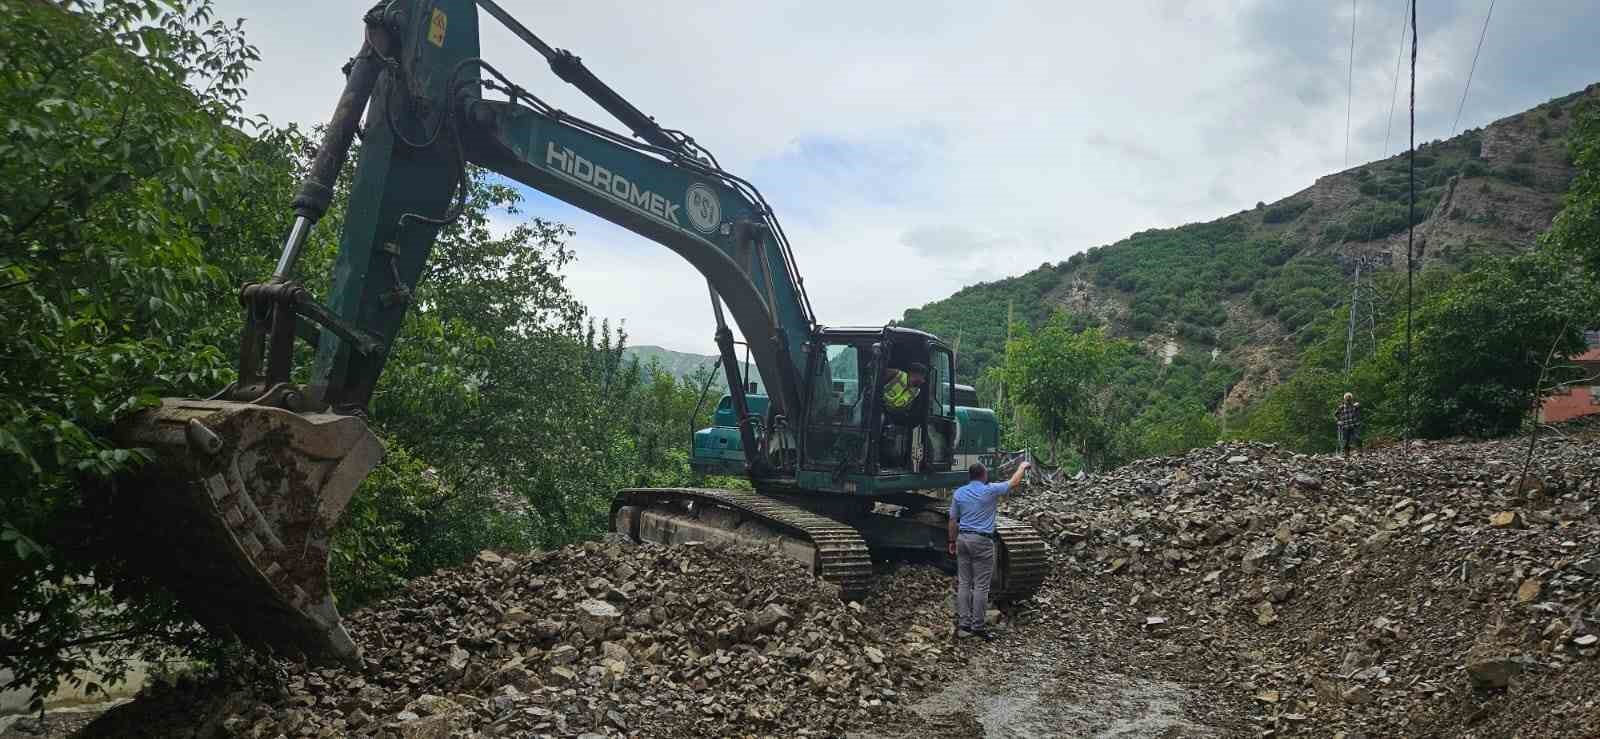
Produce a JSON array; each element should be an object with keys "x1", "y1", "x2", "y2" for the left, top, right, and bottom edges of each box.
[
  {"x1": 214, "y1": 0, "x2": 1600, "y2": 355},
  {"x1": 900, "y1": 225, "x2": 1018, "y2": 259},
  {"x1": 1085, "y1": 131, "x2": 1166, "y2": 164}
]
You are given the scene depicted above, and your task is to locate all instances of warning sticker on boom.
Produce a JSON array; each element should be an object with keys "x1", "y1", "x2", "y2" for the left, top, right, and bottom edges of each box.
[{"x1": 428, "y1": 9, "x2": 447, "y2": 47}]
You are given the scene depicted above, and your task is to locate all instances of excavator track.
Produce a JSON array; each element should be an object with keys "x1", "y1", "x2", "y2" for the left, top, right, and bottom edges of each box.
[
  {"x1": 992, "y1": 516, "x2": 1050, "y2": 601},
  {"x1": 611, "y1": 488, "x2": 874, "y2": 600}
]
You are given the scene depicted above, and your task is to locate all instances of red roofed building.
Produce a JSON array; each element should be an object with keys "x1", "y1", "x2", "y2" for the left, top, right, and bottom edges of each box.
[{"x1": 1539, "y1": 330, "x2": 1600, "y2": 424}]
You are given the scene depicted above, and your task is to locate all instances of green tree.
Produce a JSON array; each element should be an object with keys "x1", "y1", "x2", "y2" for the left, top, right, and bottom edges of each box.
[
  {"x1": 1001, "y1": 314, "x2": 1117, "y2": 464},
  {"x1": 1, "y1": 0, "x2": 269, "y2": 704},
  {"x1": 1386, "y1": 252, "x2": 1595, "y2": 439},
  {"x1": 1545, "y1": 100, "x2": 1600, "y2": 279}
]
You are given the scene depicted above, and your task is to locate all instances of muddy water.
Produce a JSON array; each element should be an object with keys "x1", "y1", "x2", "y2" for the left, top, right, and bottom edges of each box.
[{"x1": 860, "y1": 628, "x2": 1218, "y2": 739}]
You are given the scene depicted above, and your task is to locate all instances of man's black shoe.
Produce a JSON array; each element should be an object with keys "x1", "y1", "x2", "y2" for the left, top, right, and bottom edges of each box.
[{"x1": 973, "y1": 628, "x2": 996, "y2": 642}]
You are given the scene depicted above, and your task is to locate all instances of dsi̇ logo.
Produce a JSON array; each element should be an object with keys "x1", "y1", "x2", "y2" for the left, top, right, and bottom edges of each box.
[{"x1": 685, "y1": 184, "x2": 721, "y2": 234}]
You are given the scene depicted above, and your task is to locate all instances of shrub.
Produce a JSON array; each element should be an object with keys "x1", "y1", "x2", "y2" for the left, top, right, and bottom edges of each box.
[{"x1": 1261, "y1": 200, "x2": 1313, "y2": 224}]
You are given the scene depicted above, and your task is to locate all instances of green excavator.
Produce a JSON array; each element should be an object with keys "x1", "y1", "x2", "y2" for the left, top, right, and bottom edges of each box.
[{"x1": 107, "y1": 0, "x2": 1046, "y2": 663}]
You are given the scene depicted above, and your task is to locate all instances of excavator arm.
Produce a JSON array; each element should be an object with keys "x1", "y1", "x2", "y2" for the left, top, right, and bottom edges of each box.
[
  {"x1": 303, "y1": 0, "x2": 812, "y2": 422},
  {"x1": 108, "y1": 0, "x2": 819, "y2": 663}
]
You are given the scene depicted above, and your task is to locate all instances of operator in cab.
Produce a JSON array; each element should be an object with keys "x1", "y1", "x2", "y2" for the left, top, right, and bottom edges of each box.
[{"x1": 880, "y1": 362, "x2": 928, "y2": 415}]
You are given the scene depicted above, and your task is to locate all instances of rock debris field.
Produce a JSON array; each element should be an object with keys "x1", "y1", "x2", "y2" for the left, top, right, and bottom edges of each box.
[{"x1": 55, "y1": 426, "x2": 1600, "y2": 738}]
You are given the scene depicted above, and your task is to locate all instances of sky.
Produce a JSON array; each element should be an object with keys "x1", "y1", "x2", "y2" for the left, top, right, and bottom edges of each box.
[{"x1": 213, "y1": 0, "x2": 1600, "y2": 355}]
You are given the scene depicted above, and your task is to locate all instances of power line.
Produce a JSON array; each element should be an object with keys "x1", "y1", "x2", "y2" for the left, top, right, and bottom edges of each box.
[
  {"x1": 1404, "y1": 0, "x2": 1416, "y2": 444},
  {"x1": 1383, "y1": 0, "x2": 1412, "y2": 157},
  {"x1": 1345, "y1": 0, "x2": 1359, "y2": 167},
  {"x1": 1451, "y1": 0, "x2": 1496, "y2": 136}
]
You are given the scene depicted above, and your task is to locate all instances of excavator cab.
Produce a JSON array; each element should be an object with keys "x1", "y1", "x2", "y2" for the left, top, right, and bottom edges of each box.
[{"x1": 799, "y1": 327, "x2": 957, "y2": 481}]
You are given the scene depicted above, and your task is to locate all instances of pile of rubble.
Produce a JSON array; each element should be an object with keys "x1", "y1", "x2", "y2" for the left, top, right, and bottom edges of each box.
[
  {"x1": 1009, "y1": 434, "x2": 1600, "y2": 737},
  {"x1": 206, "y1": 541, "x2": 964, "y2": 738}
]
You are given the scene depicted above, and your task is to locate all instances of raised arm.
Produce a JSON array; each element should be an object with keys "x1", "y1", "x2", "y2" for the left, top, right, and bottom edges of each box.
[{"x1": 1005, "y1": 461, "x2": 1031, "y2": 491}]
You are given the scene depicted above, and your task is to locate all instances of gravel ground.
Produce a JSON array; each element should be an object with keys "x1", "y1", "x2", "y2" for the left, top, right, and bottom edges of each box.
[{"x1": 46, "y1": 427, "x2": 1600, "y2": 738}]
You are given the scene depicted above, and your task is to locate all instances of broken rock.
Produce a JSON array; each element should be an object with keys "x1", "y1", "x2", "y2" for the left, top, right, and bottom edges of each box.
[{"x1": 1466, "y1": 655, "x2": 1522, "y2": 689}]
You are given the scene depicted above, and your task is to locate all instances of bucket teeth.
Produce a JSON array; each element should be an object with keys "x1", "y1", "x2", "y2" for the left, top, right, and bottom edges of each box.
[{"x1": 110, "y1": 399, "x2": 383, "y2": 664}]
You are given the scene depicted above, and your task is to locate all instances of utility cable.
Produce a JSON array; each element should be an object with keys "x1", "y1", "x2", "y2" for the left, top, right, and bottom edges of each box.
[
  {"x1": 1451, "y1": 0, "x2": 1496, "y2": 137},
  {"x1": 1345, "y1": 0, "x2": 1359, "y2": 167},
  {"x1": 1384, "y1": 0, "x2": 1412, "y2": 157},
  {"x1": 1405, "y1": 0, "x2": 1416, "y2": 445}
]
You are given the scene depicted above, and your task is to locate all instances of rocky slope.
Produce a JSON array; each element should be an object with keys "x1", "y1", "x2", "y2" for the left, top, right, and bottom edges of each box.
[
  {"x1": 1014, "y1": 428, "x2": 1600, "y2": 737},
  {"x1": 73, "y1": 543, "x2": 967, "y2": 739}
]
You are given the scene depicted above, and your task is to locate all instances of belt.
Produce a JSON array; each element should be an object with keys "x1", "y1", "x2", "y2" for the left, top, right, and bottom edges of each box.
[{"x1": 959, "y1": 529, "x2": 997, "y2": 540}]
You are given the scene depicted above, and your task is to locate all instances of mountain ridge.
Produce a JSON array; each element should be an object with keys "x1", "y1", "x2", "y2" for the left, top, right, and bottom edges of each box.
[{"x1": 898, "y1": 83, "x2": 1599, "y2": 411}]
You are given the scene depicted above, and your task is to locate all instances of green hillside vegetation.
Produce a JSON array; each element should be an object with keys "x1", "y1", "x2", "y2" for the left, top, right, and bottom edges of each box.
[
  {"x1": 623, "y1": 345, "x2": 716, "y2": 381},
  {"x1": 1238, "y1": 104, "x2": 1600, "y2": 451},
  {"x1": 622, "y1": 344, "x2": 765, "y2": 393},
  {"x1": 901, "y1": 84, "x2": 1598, "y2": 468}
]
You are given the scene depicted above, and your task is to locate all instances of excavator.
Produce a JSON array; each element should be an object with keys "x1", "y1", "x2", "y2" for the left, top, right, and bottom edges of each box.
[{"x1": 106, "y1": 0, "x2": 1046, "y2": 664}]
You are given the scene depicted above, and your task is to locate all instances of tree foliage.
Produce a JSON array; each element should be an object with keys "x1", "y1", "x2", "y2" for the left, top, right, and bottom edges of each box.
[
  {"x1": 1000, "y1": 315, "x2": 1118, "y2": 462},
  {"x1": 1, "y1": 0, "x2": 721, "y2": 703},
  {"x1": 1547, "y1": 99, "x2": 1600, "y2": 280}
]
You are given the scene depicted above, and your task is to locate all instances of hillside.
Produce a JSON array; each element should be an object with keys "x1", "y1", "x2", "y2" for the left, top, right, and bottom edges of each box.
[
  {"x1": 622, "y1": 345, "x2": 717, "y2": 382},
  {"x1": 900, "y1": 84, "x2": 1599, "y2": 412},
  {"x1": 622, "y1": 345, "x2": 764, "y2": 391}
]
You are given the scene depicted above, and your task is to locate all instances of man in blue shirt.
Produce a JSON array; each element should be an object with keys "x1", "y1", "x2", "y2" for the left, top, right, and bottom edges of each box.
[{"x1": 947, "y1": 460, "x2": 1030, "y2": 640}]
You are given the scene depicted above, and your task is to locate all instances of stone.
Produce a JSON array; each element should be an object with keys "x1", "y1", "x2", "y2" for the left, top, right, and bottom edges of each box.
[
  {"x1": 1255, "y1": 601, "x2": 1278, "y2": 626},
  {"x1": 548, "y1": 644, "x2": 579, "y2": 664},
  {"x1": 1293, "y1": 474, "x2": 1322, "y2": 490},
  {"x1": 503, "y1": 607, "x2": 534, "y2": 624},
  {"x1": 754, "y1": 603, "x2": 793, "y2": 634},
  {"x1": 387, "y1": 712, "x2": 465, "y2": 739},
  {"x1": 1341, "y1": 686, "x2": 1373, "y2": 704},
  {"x1": 405, "y1": 695, "x2": 459, "y2": 717},
  {"x1": 446, "y1": 646, "x2": 469, "y2": 674},
  {"x1": 1227, "y1": 455, "x2": 1249, "y2": 464},
  {"x1": 1466, "y1": 656, "x2": 1522, "y2": 689},
  {"x1": 1242, "y1": 545, "x2": 1272, "y2": 574},
  {"x1": 601, "y1": 640, "x2": 631, "y2": 663},
  {"x1": 1489, "y1": 511, "x2": 1520, "y2": 528},
  {"x1": 577, "y1": 598, "x2": 622, "y2": 638},
  {"x1": 476, "y1": 550, "x2": 504, "y2": 565},
  {"x1": 492, "y1": 664, "x2": 539, "y2": 691},
  {"x1": 1516, "y1": 578, "x2": 1542, "y2": 603},
  {"x1": 547, "y1": 666, "x2": 577, "y2": 685},
  {"x1": 864, "y1": 646, "x2": 885, "y2": 665}
]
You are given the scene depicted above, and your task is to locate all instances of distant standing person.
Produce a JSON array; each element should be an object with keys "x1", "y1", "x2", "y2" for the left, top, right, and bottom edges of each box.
[
  {"x1": 947, "y1": 460, "x2": 1030, "y2": 641},
  {"x1": 1335, "y1": 392, "x2": 1362, "y2": 457}
]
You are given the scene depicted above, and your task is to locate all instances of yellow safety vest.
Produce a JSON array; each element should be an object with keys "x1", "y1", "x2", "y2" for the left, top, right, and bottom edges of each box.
[{"x1": 883, "y1": 370, "x2": 919, "y2": 411}]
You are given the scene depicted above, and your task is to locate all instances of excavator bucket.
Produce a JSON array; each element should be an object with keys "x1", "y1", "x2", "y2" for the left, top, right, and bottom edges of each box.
[{"x1": 107, "y1": 399, "x2": 382, "y2": 663}]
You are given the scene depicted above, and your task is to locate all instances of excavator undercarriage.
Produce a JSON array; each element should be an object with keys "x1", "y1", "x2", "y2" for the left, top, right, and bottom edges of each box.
[{"x1": 611, "y1": 489, "x2": 1048, "y2": 603}]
